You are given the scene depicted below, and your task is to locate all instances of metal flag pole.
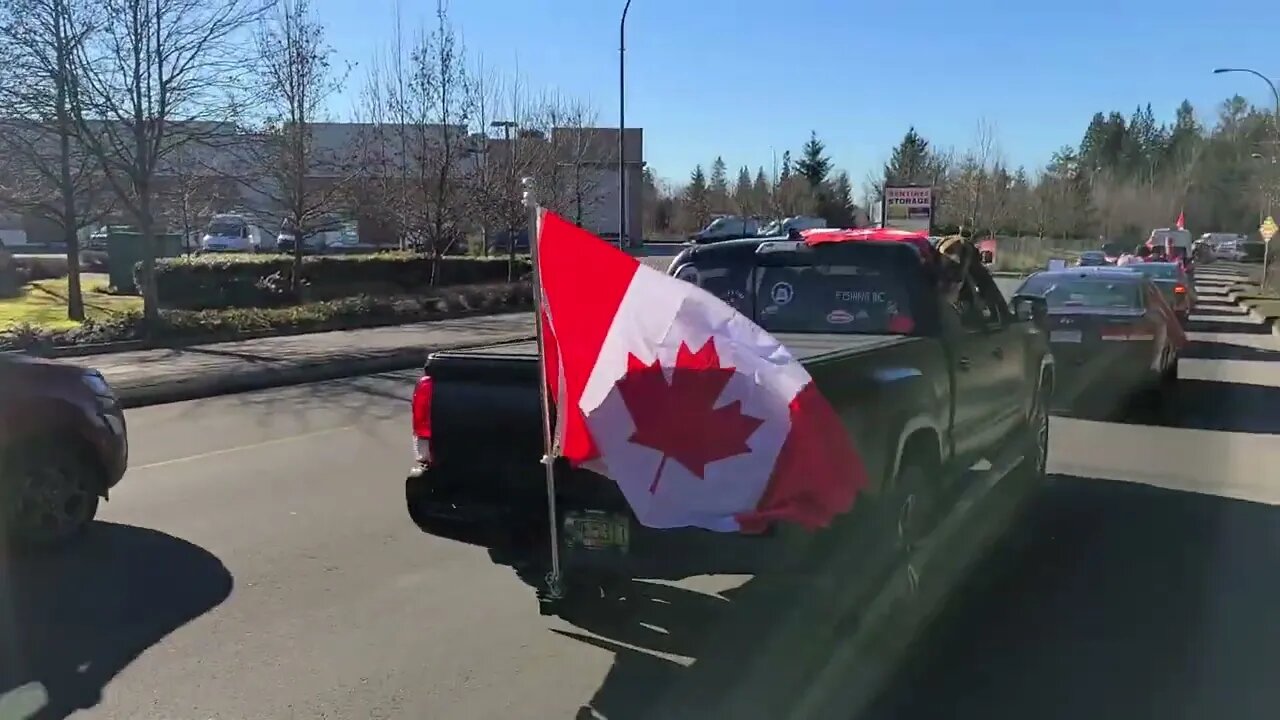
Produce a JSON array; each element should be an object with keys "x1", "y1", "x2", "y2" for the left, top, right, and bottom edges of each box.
[{"x1": 522, "y1": 177, "x2": 564, "y2": 602}]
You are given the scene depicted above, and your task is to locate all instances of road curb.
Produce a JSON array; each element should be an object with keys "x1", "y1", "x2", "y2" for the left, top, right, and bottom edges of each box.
[{"x1": 113, "y1": 334, "x2": 534, "y2": 409}]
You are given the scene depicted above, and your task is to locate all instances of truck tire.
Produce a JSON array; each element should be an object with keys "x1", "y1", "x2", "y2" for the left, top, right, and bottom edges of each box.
[
  {"x1": 894, "y1": 461, "x2": 937, "y2": 554},
  {"x1": 1, "y1": 438, "x2": 101, "y2": 549},
  {"x1": 1014, "y1": 382, "x2": 1050, "y2": 483}
]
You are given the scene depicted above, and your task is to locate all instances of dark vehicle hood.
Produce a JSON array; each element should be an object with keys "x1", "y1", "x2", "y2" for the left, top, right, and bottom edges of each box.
[{"x1": 0, "y1": 352, "x2": 88, "y2": 384}]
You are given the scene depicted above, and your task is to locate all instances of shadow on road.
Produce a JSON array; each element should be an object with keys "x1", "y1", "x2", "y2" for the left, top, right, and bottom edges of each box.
[
  {"x1": 1183, "y1": 340, "x2": 1280, "y2": 362},
  {"x1": 177, "y1": 368, "x2": 416, "y2": 428},
  {"x1": 413, "y1": 508, "x2": 893, "y2": 720},
  {"x1": 865, "y1": 476, "x2": 1280, "y2": 720},
  {"x1": 1187, "y1": 316, "x2": 1273, "y2": 335},
  {"x1": 0, "y1": 523, "x2": 233, "y2": 720},
  {"x1": 1101, "y1": 379, "x2": 1280, "y2": 434}
]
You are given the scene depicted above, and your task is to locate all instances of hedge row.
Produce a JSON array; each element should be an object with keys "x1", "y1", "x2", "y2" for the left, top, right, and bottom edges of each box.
[
  {"x1": 0, "y1": 281, "x2": 533, "y2": 352},
  {"x1": 141, "y1": 253, "x2": 533, "y2": 311}
]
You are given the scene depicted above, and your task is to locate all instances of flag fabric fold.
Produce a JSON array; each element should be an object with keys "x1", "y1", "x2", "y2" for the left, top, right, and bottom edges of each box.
[{"x1": 535, "y1": 210, "x2": 867, "y2": 533}]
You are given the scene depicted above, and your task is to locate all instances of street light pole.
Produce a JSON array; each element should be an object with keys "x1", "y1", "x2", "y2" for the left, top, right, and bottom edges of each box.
[
  {"x1": 1215, "y1": 67, "x2": 1280, "y2": 278},
  {"x1": 618, "y1": 0, "x2": 633, "y2": 251}
]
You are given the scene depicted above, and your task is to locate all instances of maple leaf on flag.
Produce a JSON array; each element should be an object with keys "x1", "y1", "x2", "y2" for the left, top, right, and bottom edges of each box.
[{"x1": 613, "y1": 338, "x2": 764, "y2": 493}]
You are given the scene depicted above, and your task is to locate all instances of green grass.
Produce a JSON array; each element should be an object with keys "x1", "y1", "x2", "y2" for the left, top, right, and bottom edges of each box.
[{"x1": 0, "y1": 274, "x2": 142, "y2": 331}]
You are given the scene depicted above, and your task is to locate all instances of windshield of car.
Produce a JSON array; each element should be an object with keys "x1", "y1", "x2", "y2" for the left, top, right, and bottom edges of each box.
[
  {"x1": 1018, "y1": 275, "x2": 1143, "y2": 308},
  {"x1": 754, "y1": 262, "x2": 918, "y2": 334},
  {"x1": 1125, "y1": 263, "x2": 1179, "y2": 280},
  {"x1": 207, "y1": 221, "x2": 244, "y2": 237}
]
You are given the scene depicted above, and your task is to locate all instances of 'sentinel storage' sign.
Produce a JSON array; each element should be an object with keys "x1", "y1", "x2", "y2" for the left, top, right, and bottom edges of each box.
[{"x1": 881, "y1": 186, "x2": 933, "y2": 234}]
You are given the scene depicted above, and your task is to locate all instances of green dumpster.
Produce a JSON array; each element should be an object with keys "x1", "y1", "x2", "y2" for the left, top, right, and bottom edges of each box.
[{"x1": 105, "y1": 230, "x2": 184, "y2": 293}]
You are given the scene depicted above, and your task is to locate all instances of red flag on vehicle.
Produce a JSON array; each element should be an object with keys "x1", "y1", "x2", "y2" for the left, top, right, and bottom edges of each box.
[
  {"x1": 1175, "y1": 209, "x2": 1185, "y2": 230},
  {"x1": 536, "y1": 211, "x2": 866, "y2": 533}
]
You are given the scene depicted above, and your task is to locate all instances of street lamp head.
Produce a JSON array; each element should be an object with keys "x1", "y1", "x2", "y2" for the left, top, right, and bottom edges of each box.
[
  {"x1": 1252, "y1": 152, "x2": 1266, "y2": 159},
  {"x1": 1213, "y1": 68, "x2": 1233, "y2": 74}
]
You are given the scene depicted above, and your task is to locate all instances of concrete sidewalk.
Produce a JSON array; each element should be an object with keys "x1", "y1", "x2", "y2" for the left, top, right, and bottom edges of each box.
[{"x1": 82, "y1": 312, "x2": 536, "y2": 407}]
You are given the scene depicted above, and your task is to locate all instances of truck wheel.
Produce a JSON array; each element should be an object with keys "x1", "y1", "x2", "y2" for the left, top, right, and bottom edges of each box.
[
  {"x1": 894, "y1": 462, "x2": 937, "y2": 553},
  {"x1": 1015, "y1": 384, "x2": 1050, "y2": 483},
  {"x1": 2, "y1": 439, "x2": 101, "y2": 549}
]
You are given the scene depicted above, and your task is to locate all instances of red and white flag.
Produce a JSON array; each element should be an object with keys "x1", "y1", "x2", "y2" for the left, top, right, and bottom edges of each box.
[
  {"x1": 1175, "y1": 209, "x2": 1185, "y2": 230},
  {"x1": 536, "y1": 211, "x2": 866, "y2": 533}
]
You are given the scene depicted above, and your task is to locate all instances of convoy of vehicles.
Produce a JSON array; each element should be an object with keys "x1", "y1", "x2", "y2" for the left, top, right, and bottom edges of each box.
[
  {"x1": 405, "y1": 231, "x2": 1055, "y2": 598},
  {"x1": 0, "y1": 354, "x2": 128, "y2": 547}
]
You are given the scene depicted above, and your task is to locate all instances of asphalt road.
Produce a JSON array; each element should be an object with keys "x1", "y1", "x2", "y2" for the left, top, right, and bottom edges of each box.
[{"x1": 3, "y1": 268, "x2": 1278, "y2": 720}]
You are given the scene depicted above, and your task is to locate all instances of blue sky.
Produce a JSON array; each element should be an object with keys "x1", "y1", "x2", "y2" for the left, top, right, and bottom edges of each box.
[{"x1": 318, "y1": 0, "x2": 1276, "y2": 189}]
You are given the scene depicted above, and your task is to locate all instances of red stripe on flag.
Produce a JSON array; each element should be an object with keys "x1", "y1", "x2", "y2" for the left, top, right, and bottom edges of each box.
[
  {"x1": 537, "y1": 211, "x2": 640, "y2": 463},
  {"x1": 735, "y1": 381, "x2": 866, "y2": 533}
]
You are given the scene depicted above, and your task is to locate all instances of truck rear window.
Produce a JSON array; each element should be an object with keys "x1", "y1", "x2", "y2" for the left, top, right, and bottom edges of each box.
[{"x1": 754, "y1": 264, "x2": 918, "y2": 334}]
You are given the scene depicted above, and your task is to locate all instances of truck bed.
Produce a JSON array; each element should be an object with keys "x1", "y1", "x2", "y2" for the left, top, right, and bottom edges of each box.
[{"x1": 433, "y1": 332, "x2": 917, "y2": 363}]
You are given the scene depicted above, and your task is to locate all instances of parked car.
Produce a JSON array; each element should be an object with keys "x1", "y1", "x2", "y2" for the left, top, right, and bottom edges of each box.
[
  {"x1": 405, "y1": 231, "x2": 1054, "y2": 602},
  {"x1": 1015, "y1": 267, "x2": 1181, "y2": 412},
  {"x1": 0, "y1": 355, "x2": 128, "y2": 546},
  {"x1": 690, "y1": 216, "x2": 760, "y2": 244}
]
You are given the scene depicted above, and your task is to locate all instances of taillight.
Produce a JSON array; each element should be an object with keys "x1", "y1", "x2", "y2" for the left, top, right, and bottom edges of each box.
[
  {"x1": 1100, "y1": 322, "x2": 1156, "y2": 341},
  {"x1": 1173, "y1": 285, "x2": 1187, "y2": 295},
  {"x1": 411, "y1": 375, "x2": 433, "y2": 463}
]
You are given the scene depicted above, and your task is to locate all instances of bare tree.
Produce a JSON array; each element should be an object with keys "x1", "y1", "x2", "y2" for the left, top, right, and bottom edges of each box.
[
  {"x1": 153, "y1": 141, "x2": 231, "y2": 252},
  {"x1": 373, "y1": 1, "x2": 472, "y2": 281},
  {"x1": 72, "y1": 0, "x2": 268, "y2": 323},
  {"x1": 462, "y1": 68, "x2": 545, "y2": 278},
  {"x1": 0, "y1": 0, "x2": 108, "y2": 319},
  {"x1": 543, "y1": 97, "x2": 604, "y2": 228},
  {"x1": 247, "y1": 0, "x2": 350, "y2": 292}
]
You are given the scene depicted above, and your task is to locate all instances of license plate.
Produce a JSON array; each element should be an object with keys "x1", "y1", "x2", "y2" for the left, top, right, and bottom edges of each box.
[
  {"x1": 1050, "y1": 329, "x2": 1082, "y2": 343},
  {"x1": 564, "y1": 511, "x2": 630, "y2": 552}
]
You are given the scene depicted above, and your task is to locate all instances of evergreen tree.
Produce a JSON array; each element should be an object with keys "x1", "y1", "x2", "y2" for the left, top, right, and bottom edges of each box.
[
  {"x1": 779, "y1": 150, "x2": 792, "y2": 182},
  {"x1": 709, "y1": 156, "x2": 729, "y2": 209},
  {"x1": 752, "y1": 167, "x2": 770, "y2": 209},
  {"x1": 884, "y1": 127, "x2": 934, "y2": 185},
  {"x1": 1078, "y1": 112, "x2": 1108, "y2": 172},
  {"x1": 685, "y1": 165, "x2": 710, "y2": 227},
  {"x1": 733, "y1": 165, "x2": 753, "y2": 213},
  {"x1": 822, "y1": 171, "x2": 856, "y2": 226},
  {"x1": 795, "y1": 131, "x2": 831, "y2": 188}
]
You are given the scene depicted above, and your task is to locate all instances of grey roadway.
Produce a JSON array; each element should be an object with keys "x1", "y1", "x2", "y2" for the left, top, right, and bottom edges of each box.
[{"x1": 4, "y1": 270, "x2": 1280, "y2": 719}]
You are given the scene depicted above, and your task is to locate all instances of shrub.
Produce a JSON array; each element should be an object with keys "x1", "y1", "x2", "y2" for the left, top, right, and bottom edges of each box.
[
  {"x1": 0, "y1": 281, "x2": 533, "y2": 352},
  {"x1": 143, "y1": 252, "x2": 532, "y2": 310},
  {"x1": 14, "y1": 256, "x2": 70, "y2": 281}
]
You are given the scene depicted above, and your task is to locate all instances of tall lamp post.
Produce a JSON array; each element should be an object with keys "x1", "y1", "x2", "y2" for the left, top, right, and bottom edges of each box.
[
  {"x1": 618, "y1": 0, "x2": 633, "y2": 250},
  {"x1": 1215, "y1": 67, "x2": 1280, "y2": 277}
]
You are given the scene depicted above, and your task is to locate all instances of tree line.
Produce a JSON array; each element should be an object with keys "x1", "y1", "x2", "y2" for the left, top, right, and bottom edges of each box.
[
  {"x1": 649, "y1": 97, "x2": 1280, "y2": 244},
  {"x1": 0, "y1": 0, "x2": 608, "y2": 322}
]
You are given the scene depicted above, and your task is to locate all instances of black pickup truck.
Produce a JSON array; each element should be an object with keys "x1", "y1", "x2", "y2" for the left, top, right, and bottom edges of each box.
[{"x1": 405, "y1": 236, "x2": 1054, "y2": 589}]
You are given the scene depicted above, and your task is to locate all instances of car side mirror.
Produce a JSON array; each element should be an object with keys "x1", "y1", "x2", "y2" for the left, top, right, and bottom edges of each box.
[{"x1": 1011, "y1": 293, "x2": 1048, "y2": 329}]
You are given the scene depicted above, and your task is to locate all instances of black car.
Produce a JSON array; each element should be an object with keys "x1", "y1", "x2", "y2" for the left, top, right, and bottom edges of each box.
[
  {"x1": 1015, "y1": 267, "x2": 1180, "y2": 411},
  {"x1": 0, "y1": 354, "x2": 129, "y2": 546}
]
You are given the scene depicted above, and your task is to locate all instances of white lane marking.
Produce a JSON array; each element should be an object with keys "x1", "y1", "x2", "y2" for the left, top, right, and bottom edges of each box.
[
  {"x1": 0, "y1": 682, "x2": 48, "y2": 719},
  {"x1": 132, "y1": 425, "x2": 355, "y2": 470}
]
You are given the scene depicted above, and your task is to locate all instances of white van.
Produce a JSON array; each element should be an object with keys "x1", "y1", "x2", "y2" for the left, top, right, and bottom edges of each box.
[{"x1": 201, "y1": 214, "x2": 271, "y2": 253}]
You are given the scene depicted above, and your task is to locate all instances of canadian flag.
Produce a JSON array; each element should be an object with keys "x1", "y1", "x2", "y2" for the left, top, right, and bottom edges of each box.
[
  {"x1": 537, "y1": 211, "x2": 866, "y2": 533},
  {"x1": 1175, "y1": 209, "x2": 1185, "y2": 230}
]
